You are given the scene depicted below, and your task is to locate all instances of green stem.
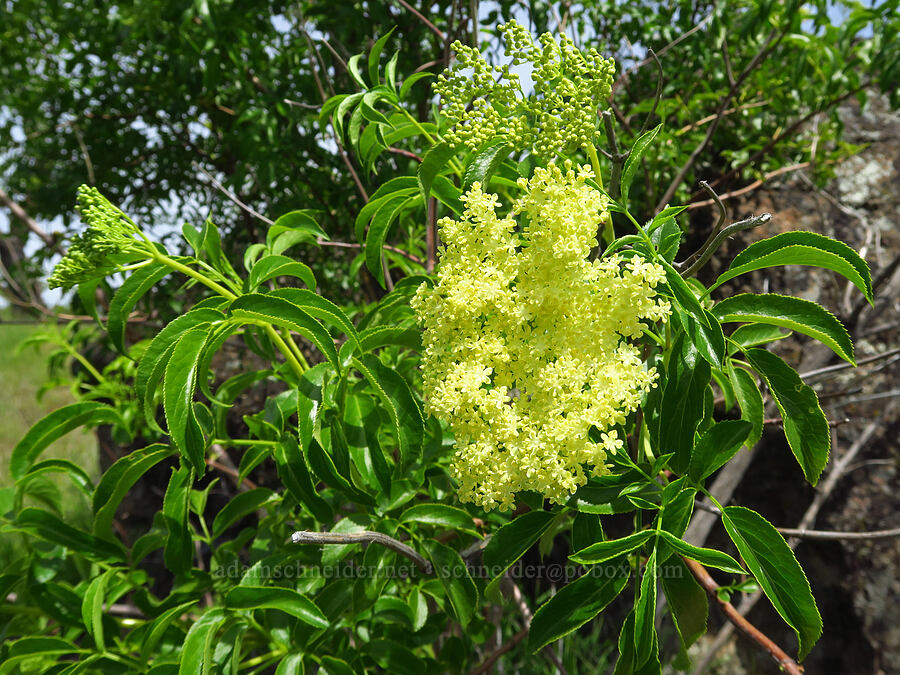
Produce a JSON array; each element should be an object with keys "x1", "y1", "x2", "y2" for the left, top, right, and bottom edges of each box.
[
  {"x1": 264, "y1": 325, "x2": 307, "y2": 379},
  {"x1": 63, "y1": 343, "x2": 106, "y2": 383},
  {"x1": 394, "y1": 106, "x2": 463, "y2": 177},
  {"x1": 279, "y1": 327, "x2": 311, "y2": 371},
  {"x1": 151, "y1": 251, "x2": 237, "y2": 301},
  {"x1": 586, "y1": 142, "x2": 605, "y2": 190},
  {"x1": 212, "y1": 438, "x2": 277, "y2": 446}
]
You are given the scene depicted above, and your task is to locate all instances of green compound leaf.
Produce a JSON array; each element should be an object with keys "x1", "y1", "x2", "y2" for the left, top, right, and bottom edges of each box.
[
  {"x1": 269, "y1": 287, "x2": 360, "y2": 350},
  {"x1": 713, "y1": 231, "x2": 873, "y2": 304},
  {"x1": 368, "y1": 28, "x2": 396, "y2": 84},
  {"x1": 418, "y1": 140, "x2": 457, "y2": 202},
  {"x1": 247, "y1": 254, "x2": 316, "y2": 291},
  {"x1": 274, "y1": 435, "x2": 333, "y2": 523},
  {"x1": 657, "y1": 334, "x2": 711, "y2": 475},
  {"x1": 364, "y1": 193, "x2": 416, "y2": 287},
  {"x1": 722, "y1": 506, "x2": 822, "y2": 660},
  {"x1": 163, "y1": 326, "x2": 211, "y2": 473},
  {"x1": 569, "y1": 530, "x2": 655, "y2": 565},
  {"x1": 689, "y1": 419, "x2": 753, "y2": 483},
  {"x1": 81, "y1": 569, "x2": 115, "y2": 651},
  {"x1": 400, "y1": 503, "x2": 480, "y2": 537},
  {"x1": 211, "y1": 488, "x2": 277, "y2": 539},
  {"x1": 162, "y1": 464, "x2": 193, "y2": 575},
  {"x1": 14, "y1": 507, "x2": 125, "y2": 563},
  {"x1": 661, "y1": 557, "x2": 708, "y2": 654},
  {"x1": 463, "y1": 142, "x2": 512, "y2": 191},
  {"x1": 744, "y1": 348, "x2": 830, "y2": 484},
  {"x1": 352, "y1": 354, "x2": 423, "y2": 471},
  {"x1": 178, "y1": 608, "x2": 227, "y2": 675},
  {"x1": 11, "y1": 402, "x2": 125, "y2": 480},
  {"x1": 713, "y1": 293, "x2": 854, "y2": 364},
  {"x1": 621, "y1": 123, "x2": 661, "y2": 204},
  {"x1": 528, "y1": 563, "x2": 630, "y2": 653},
  {"x1": 140, "y1": 600, "x2": 196, "y2": 665},
  {"x1": 727, "y1": 361, "x2": 764, "y2": 448},
  {"x1": 423, "y1": 540, "x2": 478, "y2": 627},
  {"x1": 229, "y1": 293, "x2": 340, "y2": 371},
  {"x1": 483, "y1": 510, "x2": 556, "y2": 580},
  {"x1": 93, "y1": 443, "x2": 174, "y2": 539},
  {"x1": 634, "y1": 548, "x2": 658, "y2": 668},
  {"x1": 656, "y1": 531, "x2": 745, "y2": 573},
  {"x1": 225, "y1": 586, "x2": 329, "y2": 629},
  {"x1": 108, "y1": 261, "x2": 171, "y2": 355}
]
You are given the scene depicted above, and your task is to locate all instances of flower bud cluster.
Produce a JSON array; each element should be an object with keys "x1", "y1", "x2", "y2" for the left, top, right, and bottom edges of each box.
[
  {"x1": 433, "y1": 21, "x2": 615, "y2": 156},
  {"x1": 412, "y1": 163, "x2": 670, "y2": 510},
  {"x1": 49, "y1": 186, "x2": 146, "y2": 289}
]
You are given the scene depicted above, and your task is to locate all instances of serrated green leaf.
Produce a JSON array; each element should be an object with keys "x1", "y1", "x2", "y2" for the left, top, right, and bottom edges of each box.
[
  {"x1": 18, "y1": 459, "x2": 94, "y2": 499},
  {"x1": 347, "y1": 53, "x2": 367, "y2": 88},
  {"x1": 727, "y1": 323, "x2": 791, "y2": 353},
  {"x1": 657, "y1": 531, "x2": 745, "y2": 573},
  {"x1": 269, "y1": 288, "x2": 359, "y2": 348},
  {"x1": 248, "y1": 254, "x2": 316, "y2": 291},
  {"x1": 178, "y1": 608, "x2": 227, "y2": 675},
  {"x1": 689, "y1": 419, "x2": 753, "y2": 482},
  {"x1": 634, "y1": 548, "x2": 658, "y2": 668},
  {"x1": 163, "y1": 327, "x2": 211, "y2": 472},
  {"x1": 528, "y1": 563, "x2": 629, "y2": 653},
  {"x1": 229, "y1": 293, "x2": 340, "y2": 371},
  {"x1": 399, "y1": 71, "x2": 433, "y2": 100},
  {"x1": 722, "y1": 506, "x2": 822, "y2": 660},
  {"x1": 274, "y1": 435, "x2": 333, "y2": 522},
  {"x1": 744, "y1": 349, "x2": 830, "y2": 484},
  {"x1": 714, "y1": 231, "x2": 873, "y2": 303},
  {"x1": 569, "y1": 530, "x2": 655, "y2": 564},
  {"x1": 423, "y1": 540, "x2": 477, "y2": 627},
  {"x1": 225, "y1": 586, "x2": 329, "y2": 628},
  {"x1": 482, "y1": 510, "x2": 555, "y2": 582},
  {"x1": 622, "y1": 124, "x2": 661, "y2": 203},
  {"x1": 11, "y1": 402, "x2": 124, "y2": 480},
  {"x1": 657, "y1": 335, "x2": 711, "y2": 475},
  {"x1": 368, "y1": 28, "x2": 396, "y2": 84},
  {"x1": 352, "y1": 354, "x2": 423, "y2": 470},
  {"x1": 141, "y1": 601, "x2": 195, "y2": 664},
  {"x1": 714, "y1": 293, "x2": 854, "y2": 364},
  {"x1": 661, "y1": 557, "x2": 708, "y2": 653},
  {"x1": 661, "y1": 258, "x2": 710, "y2": 329},
  {"x1": 13, "y1": 507, "x2": 125, "y2": 562},
  {"x1": 417, "y1": 141, "x2": 457, "y2": 202},
  {"x1": 400, "y1": 504, "x2": 479, "y2": 537},
  {"x1": 162, "y1": 464, "x2": 193, "y2": 575},
  {"x1": 463, "y1": 142, "x2": 511, "y2": 191},
  {"x1": 108, "y1": 262, "x2": 171, "y2": 355},
  {"x1": 82, "y1": 569, "x2": 115, "y2": 651},
  {"x1": 364, "y1": 193, "x2": 416, "y2": 287},
  {"x1": 211, "y1": 488, "x2": 276, "y2": 539}
]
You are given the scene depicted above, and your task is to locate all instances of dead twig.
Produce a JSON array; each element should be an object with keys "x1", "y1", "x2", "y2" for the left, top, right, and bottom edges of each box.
[{"x1": 290, "y1": 530, "x2": 432, "y2": 574}]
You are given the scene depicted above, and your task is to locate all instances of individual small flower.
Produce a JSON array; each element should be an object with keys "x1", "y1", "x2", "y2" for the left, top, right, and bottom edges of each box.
[
  {"x1": 413, "y1": 163, "x2": 670, "y2": 511},
  {"x1": 49, "y1": 186, "x2": 150, "y2": 289},
  {"x1": 434, "y1": 20, "x2": 615, "y2": 156}
]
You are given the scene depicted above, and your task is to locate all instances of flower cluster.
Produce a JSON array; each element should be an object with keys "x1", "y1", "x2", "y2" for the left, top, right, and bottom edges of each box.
[
  {"x1": 434, "y1": 21, "x2": 615, "y2": 156},
  {"x1": 413, "y1": 164, "x2": 670, "y2": 510},
  {"x1": 49, "y1": 186, "x2": 148, "y2": 289}
]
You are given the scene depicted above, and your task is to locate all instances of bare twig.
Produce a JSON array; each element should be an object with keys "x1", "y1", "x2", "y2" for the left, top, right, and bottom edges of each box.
[
  {"x1": 0, "y1": 186, "x2": 64, "y2": 254},
  {"x1": 676, "y1": 213, "x2": 771, "y2": 277},
  {"x1": 800, "y1": 346, "x2": 900, "y2": 381},
  {"x1": 467, "y1": 627, "x2": 529, "y2": 675},
  {"x1": 775, "y1": 527, "x2": 900, "y2": 541},
  {"x1": 686, "y1": 162, "x2": 811, "y2": 210},
  {"x1": 290, "y1": 530, "x2": 432, "y2": 574},
  {"x1": 393, "y1": 0, "x2": 445, "y2": 40},
  {"x1": 682, "y1": 557, "x2": 803, "y2": 675}
]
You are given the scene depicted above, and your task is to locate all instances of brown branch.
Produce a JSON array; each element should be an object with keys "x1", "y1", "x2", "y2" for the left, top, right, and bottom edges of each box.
[
  {"x1": 682, "y1": 557, "x2": 803, "y2": 675},
  {"x1": 686, "y1": 162, "x2": 811, "y2": 210},
  {"x1": 0, "y1": 186, "x2": 63, "y2": 254},
  {"x1": 694, "y1": 412, "x2": 890, "y2": 672},
  {"x1": 467, "y1": 627, "x2": 529, "y2": 675},
  {"x1": 675, "y1": 100, "x2": 769, "y2": 136},
  {"x1": 290, "y1": 530, "x2": 432, "y2": 574},
  {"x1": 393, "y1": 0, "x2": 445, "y2": 40}
]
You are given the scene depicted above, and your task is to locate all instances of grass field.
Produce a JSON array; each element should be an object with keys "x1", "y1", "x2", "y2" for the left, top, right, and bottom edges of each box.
[{"x1": 0, "y1": 313, "x2": 99, "y2": 520}]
